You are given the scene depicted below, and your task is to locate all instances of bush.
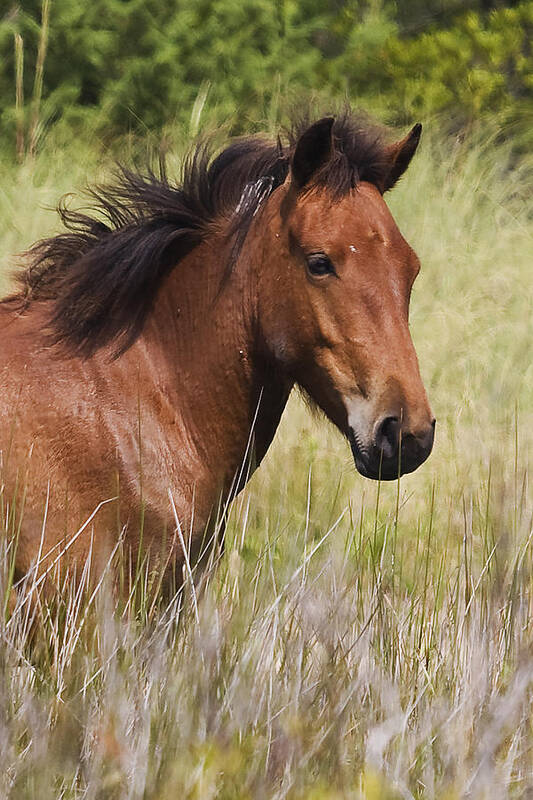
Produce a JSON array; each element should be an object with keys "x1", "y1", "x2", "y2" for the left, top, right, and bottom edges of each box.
[
  {"x1": 0, "y1": 0, "x2": 531, "y2": 154},
  {"x1": 382, "y1": 2, "x2": 533, "y2": 135}
]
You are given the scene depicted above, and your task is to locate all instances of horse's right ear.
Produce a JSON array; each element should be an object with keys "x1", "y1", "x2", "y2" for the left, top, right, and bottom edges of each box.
[
  {"x1": 291, "y1": 117, "x2": 335, "y2": 189},
  {"x1": 380, "y1": 123, "x2": 422, "y2": 192}
]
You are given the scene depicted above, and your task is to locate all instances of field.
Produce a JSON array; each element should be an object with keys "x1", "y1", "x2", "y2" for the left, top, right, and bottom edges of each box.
[{"x1": 0, "y1": 127, "x2": 532, "y2": 798}]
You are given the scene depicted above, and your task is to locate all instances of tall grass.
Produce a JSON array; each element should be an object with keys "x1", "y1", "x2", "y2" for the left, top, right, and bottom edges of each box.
[{"x1": 0, "y1": 127, "x2": 532, "y2": 798}]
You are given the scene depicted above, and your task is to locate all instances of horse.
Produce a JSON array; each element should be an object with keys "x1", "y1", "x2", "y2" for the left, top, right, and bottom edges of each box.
[{"x1": 0, "y1": 112, "x2": 435, "y2": 592}]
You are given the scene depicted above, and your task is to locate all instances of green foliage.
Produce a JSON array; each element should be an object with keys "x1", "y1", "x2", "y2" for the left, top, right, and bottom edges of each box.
[
  {"x1": 383, "y1": 2, "x2": 533, "y2": 130},
  {"x1": 1, "y1": 0, "x2": 531, "y2": 154},
  {"x1": 0, "y1": 0, "x2": 338, "y2": 147}
]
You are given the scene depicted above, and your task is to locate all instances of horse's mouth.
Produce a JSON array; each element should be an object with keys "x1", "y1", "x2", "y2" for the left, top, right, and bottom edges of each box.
[{"x1": 348, "y1": 425, "x2": 434, "y2": 481}]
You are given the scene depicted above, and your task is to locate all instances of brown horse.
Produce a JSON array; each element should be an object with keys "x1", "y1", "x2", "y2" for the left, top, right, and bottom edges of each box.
[{"x1": 0, "y1": 112, "x2": 434, "y2": 589}]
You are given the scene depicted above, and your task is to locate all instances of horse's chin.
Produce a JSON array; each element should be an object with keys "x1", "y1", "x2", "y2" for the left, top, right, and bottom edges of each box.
[{"x1": 352, "y1": 455, "x2": 413, "y2": 482}]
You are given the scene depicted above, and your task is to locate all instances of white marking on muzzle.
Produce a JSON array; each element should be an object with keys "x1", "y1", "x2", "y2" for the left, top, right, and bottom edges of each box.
[{"x1": 345, "y1": 396, "x2": 375, "y2": 456}]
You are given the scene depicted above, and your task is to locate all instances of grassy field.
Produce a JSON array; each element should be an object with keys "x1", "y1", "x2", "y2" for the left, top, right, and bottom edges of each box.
[{"x1": 0, "y1": 126, "x2": 532, "y2": 798}]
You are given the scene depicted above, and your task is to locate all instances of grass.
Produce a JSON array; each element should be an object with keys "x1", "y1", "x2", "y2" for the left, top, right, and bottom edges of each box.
[{"x1": 0, "y1": 125, "x2": 532, "y2": 798}]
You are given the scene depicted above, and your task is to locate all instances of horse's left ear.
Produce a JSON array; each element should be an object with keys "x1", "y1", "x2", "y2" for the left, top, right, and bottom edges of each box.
[
  {"x1": 291, "y1": 117, "x2": 335, "y2": 189},
  {"x1": 381, "y1": 123, "x2": 422, "y2": 193}
]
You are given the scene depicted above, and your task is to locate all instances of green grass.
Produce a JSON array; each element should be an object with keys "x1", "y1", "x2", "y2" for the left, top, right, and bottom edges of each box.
[{"x1": 0, "y1": 127, "x2": 532, "y2": 798}]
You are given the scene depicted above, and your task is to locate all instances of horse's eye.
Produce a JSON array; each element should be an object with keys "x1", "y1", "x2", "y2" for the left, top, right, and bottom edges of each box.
[{"x1": 306, "y1": 253, "x2": 336, "y2": 277}]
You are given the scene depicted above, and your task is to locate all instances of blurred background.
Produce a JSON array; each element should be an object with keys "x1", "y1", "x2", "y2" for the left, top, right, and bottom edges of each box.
[{"x1": 0, "y1": 0, "x2": 532, "y2": 158}]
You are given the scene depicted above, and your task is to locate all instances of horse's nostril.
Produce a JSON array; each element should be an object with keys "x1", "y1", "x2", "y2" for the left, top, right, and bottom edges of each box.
[{"x1": 375, "y1": 415, "x2": 400, "y2": 460}]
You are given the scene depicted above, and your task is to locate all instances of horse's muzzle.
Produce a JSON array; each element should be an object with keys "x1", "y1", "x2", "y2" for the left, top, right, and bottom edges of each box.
[{"x1": 349, "y1": 417, "x2": 436, "y2": 480}]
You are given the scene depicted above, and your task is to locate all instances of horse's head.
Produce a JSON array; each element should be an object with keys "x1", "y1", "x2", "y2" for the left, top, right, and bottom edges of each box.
[{"x1": 257, "y1": 117, "x2": 435, "y2": 480}]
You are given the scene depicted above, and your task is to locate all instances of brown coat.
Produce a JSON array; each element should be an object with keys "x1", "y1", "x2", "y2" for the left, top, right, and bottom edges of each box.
[{"x1": 0, "y1": 114, "x2": 434, "y2": 590}]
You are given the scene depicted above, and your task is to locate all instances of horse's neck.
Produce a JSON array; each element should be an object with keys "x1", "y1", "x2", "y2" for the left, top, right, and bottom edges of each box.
[{"x1": 132, "y1": 237, "x2": 291, "y2": 510}]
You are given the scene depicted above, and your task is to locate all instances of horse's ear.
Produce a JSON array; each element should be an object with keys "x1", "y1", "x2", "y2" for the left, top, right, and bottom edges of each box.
[
  {"x1": 381, "y1": 123, "x2": 422, "y2": 192},
  {"x1": 291, "y1": 117, "x2": 335, "y2": 189}
]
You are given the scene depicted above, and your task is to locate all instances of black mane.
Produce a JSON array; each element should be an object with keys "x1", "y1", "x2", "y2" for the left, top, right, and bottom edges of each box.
[{"x1": 4, "y1": 111, "x2": 393, "y2": 357}]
